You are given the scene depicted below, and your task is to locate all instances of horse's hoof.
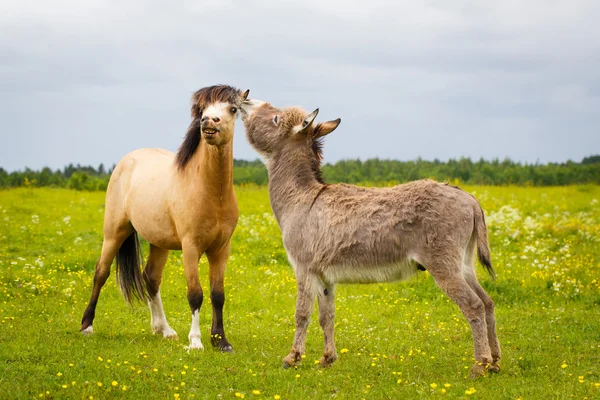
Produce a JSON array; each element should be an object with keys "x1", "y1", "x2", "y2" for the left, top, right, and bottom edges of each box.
[
  {"x1": 162, "y1": 328, "x2": 179, "y2": 340},
  {"x1": 81, "y1": 325, "x2": 94, "y2": 336},
  {"x1": 220, "y1": 344, "x2": 234, "y2": 353},
  {"x1": 211, "y1": 335, "x2": 234, "y2": 353},
  {"x1": 187, "y1": 337, "x2": 204, "y2": 351}
]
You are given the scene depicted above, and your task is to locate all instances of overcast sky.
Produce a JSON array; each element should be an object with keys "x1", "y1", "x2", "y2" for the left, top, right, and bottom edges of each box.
[{"x1": 1, "y1": 0, "x2": 599, "y2": 172}]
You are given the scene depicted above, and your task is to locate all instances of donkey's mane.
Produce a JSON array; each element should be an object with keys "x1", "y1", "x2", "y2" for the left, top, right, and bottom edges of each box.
[
  {"x1": 175, "y1": 85, "x2": 240, "y2": 170},
  {"x1": 311, "y1": 137, "x2": 326, "y2": 184}
]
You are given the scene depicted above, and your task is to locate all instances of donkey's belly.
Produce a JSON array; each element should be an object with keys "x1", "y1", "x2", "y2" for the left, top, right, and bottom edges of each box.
[{"x1": 324, "y1": 260, "x2": 419, "y2": 284}]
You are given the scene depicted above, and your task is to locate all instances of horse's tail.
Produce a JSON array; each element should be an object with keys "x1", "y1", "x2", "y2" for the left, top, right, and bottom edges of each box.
[
  {"x1": 116, "y1": 230, "x2": 148, "y2": 303},
  {"x1": 474, "y1": 205, "x2": 496, "y2": 279}
]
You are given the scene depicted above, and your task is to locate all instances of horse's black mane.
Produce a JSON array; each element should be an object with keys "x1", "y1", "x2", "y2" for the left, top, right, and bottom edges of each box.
[{"x1": 175, "y1": 85, "x2": 240, "y2": 170}]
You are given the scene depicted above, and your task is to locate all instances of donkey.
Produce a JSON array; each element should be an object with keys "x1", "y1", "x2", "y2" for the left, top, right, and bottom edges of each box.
[
  {"x1": 240, "y1": 99, "x2": 501, "y2": 376},
  {"x1": 80, "y1": 85, "x2": 249, "y2": 352}
]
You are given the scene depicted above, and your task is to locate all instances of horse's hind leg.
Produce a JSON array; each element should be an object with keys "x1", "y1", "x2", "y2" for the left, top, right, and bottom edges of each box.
[
  {"x1": 80, "y1": 230, "x2": 131, "y2": 334},
  {"x1": 144, "y1": 245, "x2": 177, "y2": 339},
  {"x1": 207, "y1": 242, "x2": 233, "y2": 352}
]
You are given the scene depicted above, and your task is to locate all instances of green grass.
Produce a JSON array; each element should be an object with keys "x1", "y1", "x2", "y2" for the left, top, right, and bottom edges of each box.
[{"x1": 1, "y1": 186, "x2": 599, "y2": 399}]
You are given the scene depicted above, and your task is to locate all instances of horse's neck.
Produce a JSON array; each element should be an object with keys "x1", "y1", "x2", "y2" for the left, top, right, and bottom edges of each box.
[{"x1": 185, "y1": 141, "x2": 234, "y2": 198}]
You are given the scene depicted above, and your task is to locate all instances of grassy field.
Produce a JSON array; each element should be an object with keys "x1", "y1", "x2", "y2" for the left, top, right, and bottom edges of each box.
[{"x1": 0, "y1": 185, "x2": 599, "y2": 399}]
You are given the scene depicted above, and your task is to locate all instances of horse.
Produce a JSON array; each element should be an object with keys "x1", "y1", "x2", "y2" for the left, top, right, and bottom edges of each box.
[
  {"x1": 80, "y1": 85, "x2": 249, "y2": 352},
  {"x1": 239, "y1": 98, "x2": 500, "y2": 376}
]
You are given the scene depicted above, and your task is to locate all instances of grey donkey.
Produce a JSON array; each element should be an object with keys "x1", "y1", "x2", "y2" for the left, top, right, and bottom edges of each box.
[{"x1": 240, "y1": 99, "x2": 500, "y2": 377}]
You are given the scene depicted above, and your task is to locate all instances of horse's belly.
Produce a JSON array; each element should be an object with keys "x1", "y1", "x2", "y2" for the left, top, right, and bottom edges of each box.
[{"x1": 129, "y1": 211, "x2": 181, "y2": 250}]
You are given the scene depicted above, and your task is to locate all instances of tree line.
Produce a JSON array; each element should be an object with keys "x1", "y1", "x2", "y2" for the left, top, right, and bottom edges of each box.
[{"x1": 1, "y1": 156, "x2": 599, "y2": 190}]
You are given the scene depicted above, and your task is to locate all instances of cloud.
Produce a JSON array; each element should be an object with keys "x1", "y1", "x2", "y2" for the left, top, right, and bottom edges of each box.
[{"x1": 1, "y1": 0, "x2": 599, "y2": 171}]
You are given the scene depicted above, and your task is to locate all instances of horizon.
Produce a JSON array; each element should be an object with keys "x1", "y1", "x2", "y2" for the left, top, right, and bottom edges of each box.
[{"x1": 2, "y1": 153, "x2": 599, "y2": 174}]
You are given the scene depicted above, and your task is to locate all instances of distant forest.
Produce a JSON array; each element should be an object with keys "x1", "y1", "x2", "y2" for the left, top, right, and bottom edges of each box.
[{"x1": 1, "y1": 155, "x2": 599, "y2": 190}]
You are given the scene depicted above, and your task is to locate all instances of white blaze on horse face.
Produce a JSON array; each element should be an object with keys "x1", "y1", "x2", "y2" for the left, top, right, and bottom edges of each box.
[
  {"x1": 203, "y1": 101, "x2": 237, "y2": 145},
  {"x1": 187, "y1": 310, "x2": 204, "y2": 350},
  {"x1": 148, "y1": 290, "x2": 178, "y2": 339},
  {"x1": 240, "y1": 98, "x2": 266, "y2": 122}
]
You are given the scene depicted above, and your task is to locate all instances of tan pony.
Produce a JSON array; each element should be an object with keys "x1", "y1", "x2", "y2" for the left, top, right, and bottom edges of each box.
[
  {"x1": 80, "y1": 85, "x2": 249, "y2": 352},
  {"x1": 240, "y1": 99, "x2": 501, "y2": 377}
]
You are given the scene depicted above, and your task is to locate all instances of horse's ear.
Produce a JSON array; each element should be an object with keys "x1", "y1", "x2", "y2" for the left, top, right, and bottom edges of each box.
[
  {"x1": 314, "y1": 118, "x2": 341, "y2": 138},
  {"x1": 241, "y1": 89, "x2": 250, "y2": 101}
]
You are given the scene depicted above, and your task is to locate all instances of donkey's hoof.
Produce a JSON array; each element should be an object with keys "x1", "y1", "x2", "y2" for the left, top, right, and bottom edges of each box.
[
  {"x1": 80, "y1": 325, "x2": 94, "y2": 336},
  {"x1": 318, "y1": 354, "x2": 337, "y2": 367},
  {"x1": 469, "y1": 362, "x2": 492, "y2": 378},
  {"x1": 282, "y1": 355, "x2": 298, "y2": 369},
  {"x1": 489, "y1": 362, "x2": 501, "y2": 373}
]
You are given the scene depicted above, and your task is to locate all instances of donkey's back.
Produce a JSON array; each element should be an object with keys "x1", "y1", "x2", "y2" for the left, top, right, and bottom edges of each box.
[{"x1": 290, "y1": 179, "x2": 489, "y2": 282}]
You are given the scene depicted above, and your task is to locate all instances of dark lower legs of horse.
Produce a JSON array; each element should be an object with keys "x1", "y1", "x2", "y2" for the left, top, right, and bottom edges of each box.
[
  {"x1": 208, "y1": 245, "x2": 233, "y2": 352},
  {"x1": 183, "y1": 244, "x2": 233, "y2": 352},
  {"x1": 80, "y1": 235, "x2": 128, "y2": 333}
]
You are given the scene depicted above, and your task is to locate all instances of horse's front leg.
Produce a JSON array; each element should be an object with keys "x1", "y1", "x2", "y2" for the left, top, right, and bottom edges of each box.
[
  {"x1": 182, "y1": 243, "x2": 204, "y2": 350},
  {"x1": 283, "y1": 270, "x2": 317, "y2": 368},
  {"x1": 207, "y1": 241, "x2": 233, "y2": 352}
]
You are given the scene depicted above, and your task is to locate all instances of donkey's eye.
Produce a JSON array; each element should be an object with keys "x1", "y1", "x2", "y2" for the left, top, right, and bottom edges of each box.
[{"x1": 230, "y1": 107, "x2": 238, "y2": 114}]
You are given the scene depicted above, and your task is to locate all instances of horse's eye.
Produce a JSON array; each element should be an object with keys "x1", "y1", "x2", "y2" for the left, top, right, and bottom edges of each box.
[{"x1": 230, "y1": 107, "x2": 238, "y2": 114}]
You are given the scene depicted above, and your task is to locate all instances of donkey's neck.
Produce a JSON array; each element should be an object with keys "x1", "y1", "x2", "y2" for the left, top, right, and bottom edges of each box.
[
  {"x1": 267, "y1": 148, "x2": 324, "y2": 222},
  {"x1": 186, "y1": 140, "x2": 234, "y2": 198}
]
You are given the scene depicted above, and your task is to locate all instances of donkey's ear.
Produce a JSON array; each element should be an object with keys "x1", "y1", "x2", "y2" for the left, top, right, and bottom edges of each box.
[
  {"x1": 297, "y1": 108, "x2": 319, "y2": 135},
  {"x1": 314, "y1": 118, "x2": 341, "y2": 138}
]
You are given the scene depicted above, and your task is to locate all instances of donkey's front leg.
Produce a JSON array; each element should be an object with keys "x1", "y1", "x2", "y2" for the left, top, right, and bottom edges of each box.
[
  {"x1": 207, "y1": 243, "x2": 233, "y2": 352},
  {"x1": 182, "y1": 244, "x2": 204, "y2": 350},
  {"x1": 283, "y1": 272, "x2": 317, "y2": 368},
  {"x1": 317, "y1": 283, "x2": 337, "y2": 367}
]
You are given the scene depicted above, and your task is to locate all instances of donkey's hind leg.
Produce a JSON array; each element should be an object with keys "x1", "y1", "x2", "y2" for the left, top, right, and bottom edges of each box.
[
  {"x1": 81, "y1": 230, "x2": 132, "y2": 334},
  {"x1": 428, "y1": 265, "x2": 492, "y2": 378},
  {"x1": 317, "y1": 283, "x2": 337, "y2": 367},
  {"x1": 144, "y1": 245, "x2": 177, "y2": 339},
  {"x1": 463, "y1": 268, "x2": 500, "y2": 371}
]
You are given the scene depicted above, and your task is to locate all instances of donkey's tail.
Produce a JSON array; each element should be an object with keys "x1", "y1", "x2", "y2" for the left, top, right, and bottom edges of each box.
[
  {"x1": 116, "y1": 230, "x2": 148, "y2": 303},
  {"x1": 474, "y1": 205, "x2": 496, "y2": 279}
]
